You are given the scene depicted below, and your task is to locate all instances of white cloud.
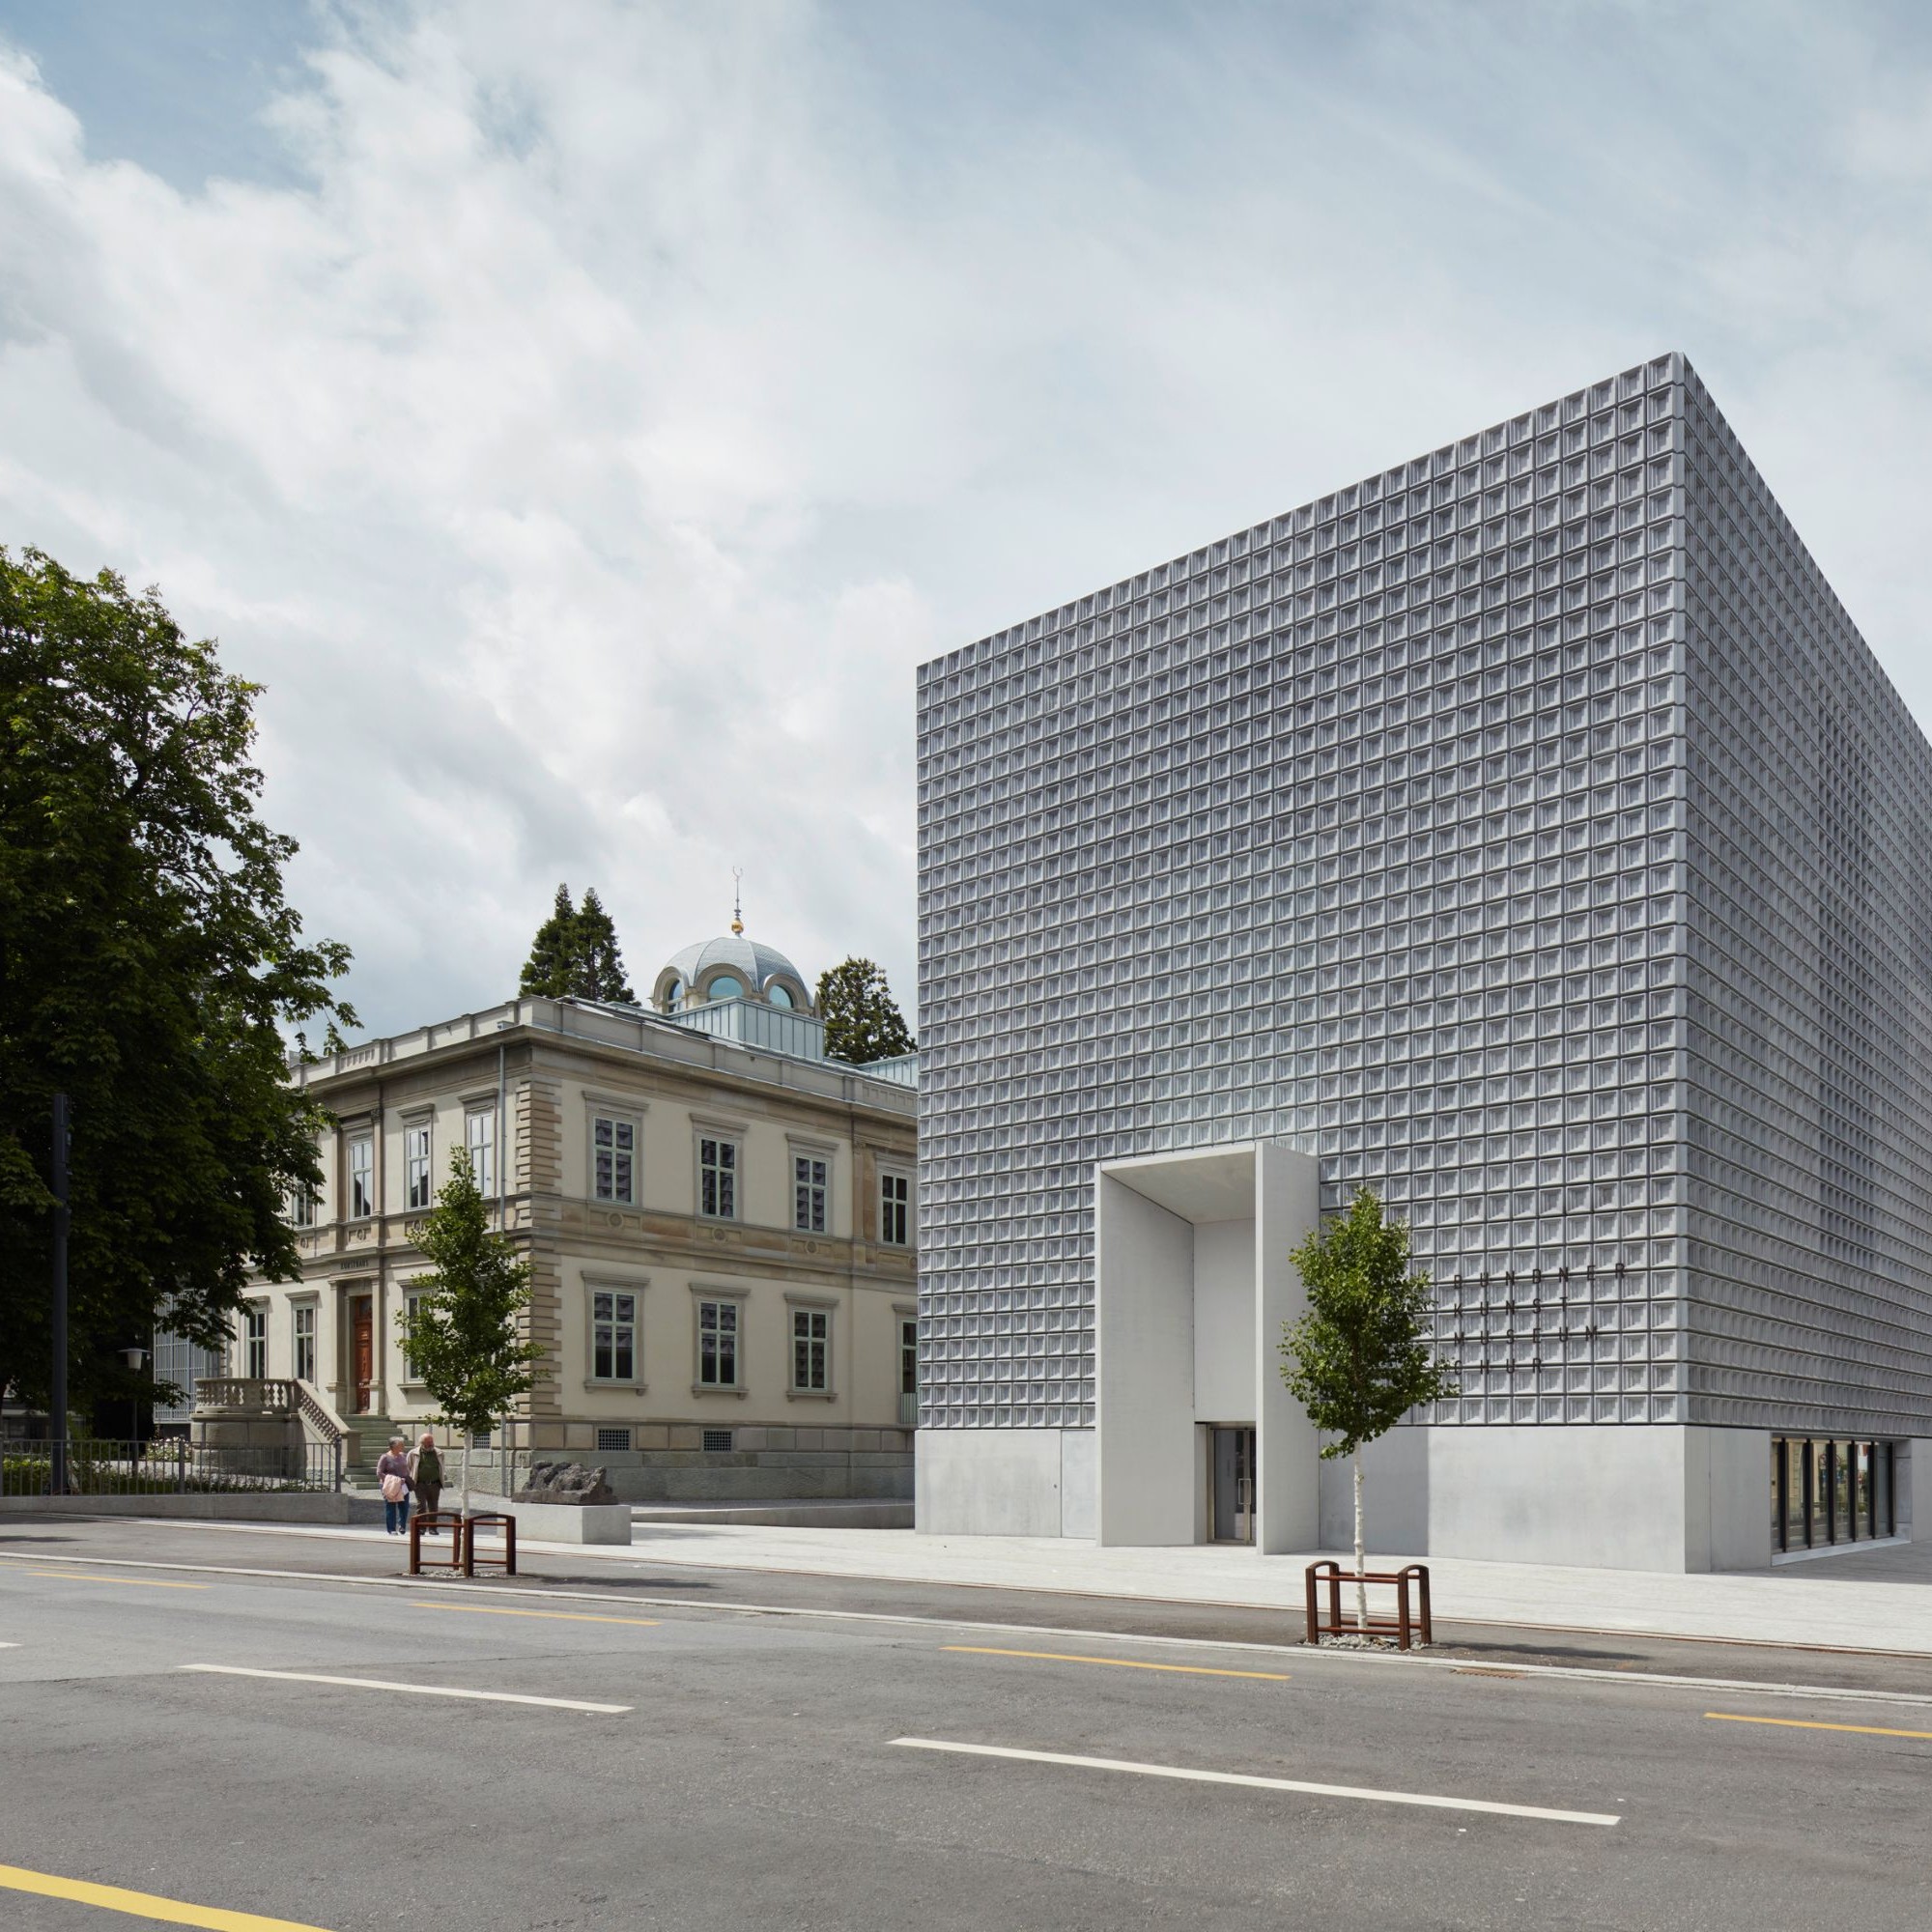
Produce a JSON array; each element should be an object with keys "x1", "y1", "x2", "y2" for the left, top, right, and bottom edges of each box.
[{"x1": 2, "y1": 3, "x2": 1931, "y2": 1036}]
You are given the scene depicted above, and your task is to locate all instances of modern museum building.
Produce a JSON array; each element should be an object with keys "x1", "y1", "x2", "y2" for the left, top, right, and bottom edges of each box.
[{"x1": 913, "y1": 352, "x2": 1930, "y2": 1571}]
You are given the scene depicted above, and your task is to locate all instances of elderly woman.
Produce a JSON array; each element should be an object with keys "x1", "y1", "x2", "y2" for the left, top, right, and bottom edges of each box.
[
  {"x1": 376, "y1": 1435, "x2": 412, "y2": 1535},
  {"x1": 408, "y1": 1431, "x2": 444, "y2": 1530}
]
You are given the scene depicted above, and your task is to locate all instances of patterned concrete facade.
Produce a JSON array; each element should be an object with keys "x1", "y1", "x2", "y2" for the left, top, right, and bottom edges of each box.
[{"x1": 916, "y1": 352, "x2": 1932, "y2": 1470}]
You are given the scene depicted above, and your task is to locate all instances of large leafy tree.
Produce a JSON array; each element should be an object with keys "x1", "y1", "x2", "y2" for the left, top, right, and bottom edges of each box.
[
  {"x1": 0, "y1": 548, "x2": 354, "y2": 1417},
  {"x1": 517, "y1": 884, "x2": 634, "y2": 1004},
  {"x1": 815, "y1": 956, "x2": 915, "y2": 1065},
  {"x1": 400, "y1": 1149, "x2": 545, "y2": 1513},
  {"x1": 1279, "y1": 1187, "x2": 1457, "y2": 1634}
]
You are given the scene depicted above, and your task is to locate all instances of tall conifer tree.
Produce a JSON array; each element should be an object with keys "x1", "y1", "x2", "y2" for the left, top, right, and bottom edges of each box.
[
  {"x1": 517, "y1": 886, "x2": 635, "y2": 1003},
  {"x1": 519, "y1": 885, "x2": 579, "y2": 997},
  {"x1": 815, "y1": 957, "x2": 916, "y2": 1065},
  {"x1": 573, "y1": 889, "x2": 635, "y2": 1004}
]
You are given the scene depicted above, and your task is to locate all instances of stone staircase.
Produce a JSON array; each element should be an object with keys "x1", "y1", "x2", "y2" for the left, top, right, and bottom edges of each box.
[{"x1": 341, "y1": 1416, "x2": 399, "y2": 1490}]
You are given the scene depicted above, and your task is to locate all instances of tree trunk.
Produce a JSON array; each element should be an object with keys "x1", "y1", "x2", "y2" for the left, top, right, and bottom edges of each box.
[{"x1": 1353, "y1": 1447, "x2": 1367, "y2": 1635}]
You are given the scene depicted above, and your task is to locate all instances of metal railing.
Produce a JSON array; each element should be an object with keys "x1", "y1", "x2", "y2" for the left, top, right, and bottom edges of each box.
[
  {"x1": 288, "y1": 996, "x2": 920, "y2": 1102},
  {"x1": 854, "y1": 1051, "x2": 920, "y2": 1089},
  {"x1": 1, "y1": 1439, "x2": 341, "y2": 1496}
]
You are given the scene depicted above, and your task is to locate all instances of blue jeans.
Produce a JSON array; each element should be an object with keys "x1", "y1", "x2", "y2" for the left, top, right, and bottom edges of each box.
[{"x1": 385, "y1": 1497, "x2": 410, "y2": 1534}]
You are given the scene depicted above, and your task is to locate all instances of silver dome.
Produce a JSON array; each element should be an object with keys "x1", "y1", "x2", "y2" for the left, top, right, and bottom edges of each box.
[{"x1": 656, "y1": 933, "x2": 810, "y2": 1009}]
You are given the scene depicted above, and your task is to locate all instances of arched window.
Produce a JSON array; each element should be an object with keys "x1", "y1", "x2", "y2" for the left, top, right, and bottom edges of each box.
[
  {"x1": 767, "y1": 983, "x2": 794, "y2": 1009},
  {"x1": 665, "y1": 979, "x2": 683, "y2": 1012},
  {"x1": 707, "y1": 974, "x2": 746, "y2": 1002}
]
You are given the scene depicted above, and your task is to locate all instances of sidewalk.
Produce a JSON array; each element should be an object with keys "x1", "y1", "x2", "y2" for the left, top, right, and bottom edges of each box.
[
  {"x1": 593, "y1": 1522, "x2": 1932, "y2": 1654},
  {"x1": 57, "y1": 1511, "x2": 1932, "y2": 1655}
]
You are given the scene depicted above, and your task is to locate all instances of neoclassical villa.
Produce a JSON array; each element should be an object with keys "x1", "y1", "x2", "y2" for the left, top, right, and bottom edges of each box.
[{"x1": 199, "y1": 920, "x2": 918, "y2": 1502}]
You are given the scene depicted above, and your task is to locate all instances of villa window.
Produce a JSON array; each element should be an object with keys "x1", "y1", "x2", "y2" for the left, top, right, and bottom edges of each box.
[
  {"x1": 707, "y1": 975, "x2": 745, "y2": 1001},
  {"x1": 793, "y1": 1154, "x2": 829, "y2": 1235},
  {"x1": 293, "y1": 1305, "x2": 316, "y2": 1383},
  {"x1": 405, "y1": 1122, "x2": 433, "y2": 1210},
  {"x1": 591, "y1": 1289, "x2": 638, "y2": 1382},
  {"x1": 466, "y1": 1108, "x2": 496, "y2": 1198},
  {"x1": 348, "y1": 1136, "x2": 374, "y2": 1219},
  {"x1": 880, "y1": 1171, "x2": 911, "y2": 1246},
  {"x1": 243, "y1": 1306, "x2": 268, "y2": 1380},
  {"x1": 698, "y1": 1136, "x2": 738, "y2": 1219},
  {"x1": 791, "y1": 1308, "x2": 830, "y2": 1393},
  {"x1": 592, "y1": 1116, "x2": 636, "y2": 1205},
  {"x1": 697, "y1": 1299, "x2": 740, "y2": 1387},
  {"x1": 402, "y1": 1293, "x2": 427, "y2": 1378}
]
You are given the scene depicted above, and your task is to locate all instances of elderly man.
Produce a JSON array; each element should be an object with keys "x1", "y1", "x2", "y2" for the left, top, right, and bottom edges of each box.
[{"x1": 408, "y1": 1431, "x2": 444, "y2": 1530}]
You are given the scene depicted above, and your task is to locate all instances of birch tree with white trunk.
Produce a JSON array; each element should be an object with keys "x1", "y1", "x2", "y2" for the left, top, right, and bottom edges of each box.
[
  {"x1": 398, "y1": 1151, "x2": 545, "y2": 1518},
  {"x1": 1279, "y1": 1187, "x2": 1457, "y2": 1637}
]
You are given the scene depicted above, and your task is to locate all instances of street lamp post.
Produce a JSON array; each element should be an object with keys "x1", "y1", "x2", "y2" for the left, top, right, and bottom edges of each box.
[{"x1": 50, "y1": 1092, "x2": 70, "y2": 1497}]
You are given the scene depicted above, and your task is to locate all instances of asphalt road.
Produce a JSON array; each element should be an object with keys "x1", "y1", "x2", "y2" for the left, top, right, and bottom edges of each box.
[{"x1": 3, "y1": 1523, "x2": 1930, "y2": 1930}]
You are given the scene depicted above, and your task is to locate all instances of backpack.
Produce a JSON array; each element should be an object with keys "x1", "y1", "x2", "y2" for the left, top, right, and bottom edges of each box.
[{"x1": 416, "y1": 1446, "x2": 442, "y2": 1486}]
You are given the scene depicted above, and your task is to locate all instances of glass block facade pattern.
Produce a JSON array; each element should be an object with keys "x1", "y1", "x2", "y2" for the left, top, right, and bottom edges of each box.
[
  {"x1": 1679, "y1": 366, "x2": 1932, "y2": 1436},
  {"x1": 916, "y1": 351, "x2": 1932, "y2": 1442}
]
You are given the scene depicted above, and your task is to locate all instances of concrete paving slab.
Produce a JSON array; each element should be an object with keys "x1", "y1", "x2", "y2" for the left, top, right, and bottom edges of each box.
[{"x1": 579, "y1": 1523, "x2": 1932, "y2": 1653}]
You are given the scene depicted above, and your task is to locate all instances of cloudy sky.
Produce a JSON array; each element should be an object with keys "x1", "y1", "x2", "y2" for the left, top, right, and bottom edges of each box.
[{"x1": 2, "y1": 1, "x2": 1929, "y2": 1039}]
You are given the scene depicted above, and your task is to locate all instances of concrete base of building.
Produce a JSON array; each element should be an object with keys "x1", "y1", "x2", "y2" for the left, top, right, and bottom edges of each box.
[
  {"x1": 631, "y1": 1499, "x2": 914, "y2": 1528},
  {"x1": 595, "y1": 1448, "x2": 913, "y2": 1506},
  {"x1": 917, "y1": 1425, "x2": 1924, "y2": 1573},
  {"x1": 915, "y1": 1427, "x2": 1094, "y2": 1538},
  {"x1": 0, "y1": 1492, "x2": 353, "y2": 1523}
]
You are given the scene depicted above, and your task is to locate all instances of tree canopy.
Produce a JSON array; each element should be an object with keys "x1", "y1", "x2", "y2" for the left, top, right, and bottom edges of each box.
[
  {"x1": 518, "y1": 883, "x2": 635, "y2": 1004},
  {"x1": 1278, "y1": 1185, "x2": 1457, "y2": 1458},
  {"x1": 814, "y1": 956, "x2": 915, "y2": 1065},
  {"x1": 0, "y1": 547, "x2": 354, "y2": 1416}
]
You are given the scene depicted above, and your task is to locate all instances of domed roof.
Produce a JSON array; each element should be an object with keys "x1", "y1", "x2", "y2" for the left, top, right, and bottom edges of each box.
[{"x1": 659, "y1": 933, "x2": 806, "y2": 998}]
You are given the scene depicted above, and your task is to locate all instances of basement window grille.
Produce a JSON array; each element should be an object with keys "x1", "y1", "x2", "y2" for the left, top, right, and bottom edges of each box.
[
  {"x1": 702, "y1": 1429, "x2": 733, "y2": 1453},
  {"x1": 595, "y1": 1428, "x2": 632, "y2": 1453}
]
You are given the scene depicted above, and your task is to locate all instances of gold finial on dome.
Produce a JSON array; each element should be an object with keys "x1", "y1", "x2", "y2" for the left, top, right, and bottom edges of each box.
[{"x1": 730, "y1": 866, "x2": 744, "y2": 936}]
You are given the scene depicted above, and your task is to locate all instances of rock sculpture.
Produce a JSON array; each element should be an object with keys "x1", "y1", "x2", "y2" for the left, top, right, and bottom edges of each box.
[{"x1": 513, "y1": 1461, "x2": 617, "y2": 1507}]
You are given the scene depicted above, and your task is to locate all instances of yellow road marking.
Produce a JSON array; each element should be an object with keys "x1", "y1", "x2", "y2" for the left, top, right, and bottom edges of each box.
[
  {"x1": 0, "y1": 1563, "x2": 206, "y2": 1590},
  {"x1": 1705, "y1": 1711, "x2": 1932, "y2": 1742},
  {"x1": 943, "y1": 1644, "x2": 1290, "y2": 1681},
  {"x1": 0, "y1": 1861, "x2": 331, "y2": 1929},
  {"x1": 410, "y1": 1602, "x2": 660, "y2": 1629}
]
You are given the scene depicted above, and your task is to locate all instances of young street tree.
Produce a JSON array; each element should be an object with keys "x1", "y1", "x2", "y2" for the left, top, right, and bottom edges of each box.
[
  {"x1": 399, "y1": 1149, "x2": 546, "y2": 1515},
  {"x1": 815, "y1": 956, "x2": 915, "y2": 1065},
  {"x1": 517, "y1": 884, "x2": 635, "y2": 1004},
  {"x1": 1279, "y1": 1186, "x2": 1457, "y2": 1634},
  {"x1": 0, "y1": 548, "x2": 354, "y2": 1417}
]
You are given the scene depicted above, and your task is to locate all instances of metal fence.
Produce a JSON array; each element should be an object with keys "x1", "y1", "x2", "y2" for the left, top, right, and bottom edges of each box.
[{"x1": 0, "y1": 1439, "x2": 341, "y2": 1497}]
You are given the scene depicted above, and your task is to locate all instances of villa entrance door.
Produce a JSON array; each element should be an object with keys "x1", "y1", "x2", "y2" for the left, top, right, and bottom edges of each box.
[
  {"x1": 351, "y1": 1299, "x2": 374, "y2": 1412},
  {"x1": 1210, "y1": 1427, "x2": 1257, "y2": 1544}
]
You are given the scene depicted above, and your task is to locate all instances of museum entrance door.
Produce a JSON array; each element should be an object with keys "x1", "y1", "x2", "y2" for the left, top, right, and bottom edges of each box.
[
  {"x1": 1210, "y1": 1427, "x2": 1257, "y2": 1544},
  {"x1": 351, "y1": 1299, "x2": 374, "y2": 1412}
]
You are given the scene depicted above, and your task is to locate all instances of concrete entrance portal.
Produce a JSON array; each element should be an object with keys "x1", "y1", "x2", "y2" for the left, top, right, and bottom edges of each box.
[{"x1": 1094, "y1": 1141, "x2": 1321, "y2": 1551}]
